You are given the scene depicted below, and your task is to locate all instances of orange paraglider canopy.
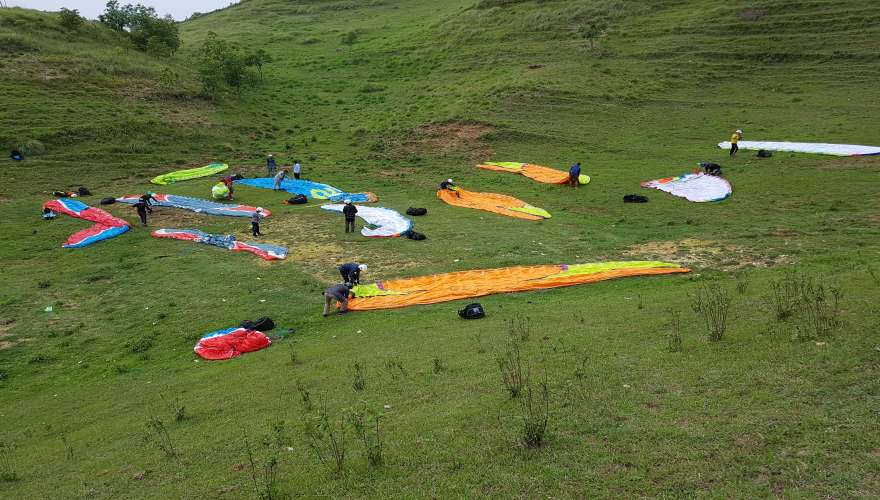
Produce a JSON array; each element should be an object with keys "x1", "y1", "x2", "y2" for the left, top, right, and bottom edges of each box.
[
  {"x1": 348, "y1": 261, "x2": 690, "y2": 311},
  {"x1": 437, "y1": 187, "x2": 551, "y2": 220},
  {"x1": 478, "y1": 162, "x2": 572, "y2": 184}
]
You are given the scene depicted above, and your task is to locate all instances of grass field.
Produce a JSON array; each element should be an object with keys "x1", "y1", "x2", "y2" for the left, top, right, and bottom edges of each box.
[{"x1": 1, "y1": 0, "x2": 879, "y2": 497}]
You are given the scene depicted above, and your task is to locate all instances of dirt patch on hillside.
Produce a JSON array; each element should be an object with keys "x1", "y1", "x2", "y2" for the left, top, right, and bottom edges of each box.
[
  {"x1": 0, "y1": 319, "x2": 23, "y2": 351},
  {"x1": 624, "y1": 238, "x2": 790, "y2": 270},
  {"x1": 393, "y1": 122, "x2": 495, "y2": 161}
]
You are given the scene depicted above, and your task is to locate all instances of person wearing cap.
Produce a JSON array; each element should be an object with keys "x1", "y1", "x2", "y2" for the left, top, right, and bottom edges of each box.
[
  {"x1": 266, "y1": 154, "x2": 277, "y2": 176},
  {"x1": 338, "y1": 262, "x2": 367, "y2": 285},
  {"x1": 322, "y1": 283, "x2": 354, "y2": 316},
  {"x1": 439, "y1": 178, "x2": 461, "y2": 197},
  {"x1": 273, "y1": 168, "x2": 287, "y2": 191},
  {"x1": 730, "y1": 129, "x2": 743, "y2": 158},
  {"x1": 251, "y1": 207, "x2": 265, "y2": 237},
  {"x1": 568, "y1": 162, "x2": 582, "y2": 188},
  {"x1": 292, "y1": 160, "x2": 302, "y2": 180},
  {"x1": 342, "y1": 199, "x2": 358, "y2": 233},
  {"x1": 133, "y1": 198, "x2": 152, "y2": 226}
]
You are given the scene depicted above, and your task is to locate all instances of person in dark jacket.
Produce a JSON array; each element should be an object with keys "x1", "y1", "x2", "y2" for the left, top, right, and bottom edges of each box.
[
  {"x1": 322, "y1": 283, "x2": 354, "y2": 316},
  {"x1": 568, "y1": 162, "x2": 582, "y2": 188},
  {"x1": 140, "y1": 192, "x2": 159, "y2": 206},
  {"x1": 267, "y1": 154, "x2": 277, "y2": 176},
  {"x1": 439, "y1": 178, "x2": 461, "y2": 197},
  {"x1": 134, "y1": 199, "x2": 152, "y2": 226},
  {"x1": 251, "y1": 207, "x2": 265, "y2": 236},
  {"x1": 342, "y1": 199, "x2": 358, "y2": 233},
  {"x1": 339, "y1": 262, "x2": 367, "y2": 285}
]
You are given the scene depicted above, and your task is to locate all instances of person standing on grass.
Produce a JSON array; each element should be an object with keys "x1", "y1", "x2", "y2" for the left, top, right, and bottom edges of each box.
[
  {"x1": 292, "y1": 160, "x2": 302, "y2": 180},
  {"x1": 342, "y1": 199, "x2": 358, "y2": 233},
  {"x1": 322, "y1": 283, "x2": 354, "y2": 316},
  {"x1": 140, "y1": 192, "x2": 158, "y2": 207},
  {"x1": 251, "y1": 207, "x2": 264, "y2": 237},
  {"x1": 339, "y1": 262, "x2": 367, "y2": 285},
  {"x1": 730, "y1": 129, "x2": 743, "y2": 158},
  {"x1": 273, "y1": 169, "x2": 287, "y2": 191},
  {"x1": 267, "y1": 154, "x2": 277, "y2": 176},
  {"x1": 134, "y1": 198, "x2": 151, "y2": 226},
  {"x1": 568, "y1": 162, "x2": 582, "y2": 188}
]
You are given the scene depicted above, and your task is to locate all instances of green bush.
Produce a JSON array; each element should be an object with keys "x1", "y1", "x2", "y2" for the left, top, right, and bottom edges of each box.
[{"x1": 58, "y1": 8, "x2": 84, "y2": 31}]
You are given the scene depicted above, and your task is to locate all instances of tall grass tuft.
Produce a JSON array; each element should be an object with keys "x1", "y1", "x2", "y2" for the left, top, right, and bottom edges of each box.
[
  {"x1": 794, "y1": 283, "x2": 842, "y2": 340},
  {"x1": 764, "y1": 271, "x2": 808, "y2": 321},
  {"x1": 690, "y1": 282, "x2": 732, "y2": 342},
  {"x1": 518, "y1": 380, "x2": 550, "y2": 448},
  {"x1": 497, "y1": 340, "x2": 528, "y2": 398},
  {"x1": 245, "y1": 438, "x2": 280, "y2": 500},
  {"x1": 0, "y1": 441, "x2": 18, "y2": 482},
  {"x1": 304, "y1": 404, "x2": 347, "y2": 475},
  {"x1": 666, "y1": 310, "x2": 683, "y2": 352},
  {"x1": 350, "y1": 362, "x2": 366, "y2": 391},
  {"x1": 143, "y1": 416, "x2": 177, "y2": 459},
  {"x1": 349, "y1": 411, "x2": 383, "y2": 468}
]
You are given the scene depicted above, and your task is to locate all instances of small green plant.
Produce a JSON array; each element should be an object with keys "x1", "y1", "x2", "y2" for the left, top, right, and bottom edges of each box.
[
  {"x1": 0, "y1": 441, "x2": 18, "y2": 482},
  {"x1": 350, "y1": 362, "x2": 366, "y2": 391},
  {"x1": 667, "y1": 311, "x2": 683, "y2": 353},
  {"x1": 735, "y1": 273, "x2": 750, "y2": 295},
  {"x1": 432, "y1": 357, "x2": 446, "y2": 374},
  {"x1": 349, "y1": 411, "x2": 383, "y2": 468},
  {"x1": 690, "y1": 282, "x2": 732, "y2": 342},
  {"x1": 287, "y1": 344, "x2": 297, "y2": 366},
  {"x1": 518, "y1": 380, "x2": 550, "y2": 448},
  {"x1": 577, "y1": 21, "x2": 607, "y2": 49},
  {"x1": 340, "y1": 31, "x2": 358, "y2": 45},
  {"x1": 296, "y1": 381, "x2": 313, "y2": 412},
  {"x1": 158, "y1": 67, "x2": 179, "y2": 91},
  {"x1": 506, "y1": 313, "x2": 532, "y2": 342},
  {"x1": 144, "y1": 416, "x2": 177, "y2": 459},
  {"x1": 497, "y1": 341, "x2": 528, "y2": 398},
  {"x1": 304, "y1": 405, "x2": 347, "y2": 475},
  {"x1": 794, "y1": 283, "x2": 842, "y2": 340},
  {"x1": 245, "y1": 438, "x2": 280, "y2": 500},
  {"x1": 383, "y1": 358, "x2": 407, "y2": 379},
  {"x1": 61, "y1": 434, "x2": 74, "y2": 460}
]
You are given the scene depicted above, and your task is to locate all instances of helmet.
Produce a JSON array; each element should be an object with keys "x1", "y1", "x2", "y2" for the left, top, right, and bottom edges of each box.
[
  {"x1": 256, "y1": 207, "x2": 264, "y2": 212},
  {"x1": 358, "y1": 264, "x2": 368, "y2": 271},
  {"x1": 447, "y1": 178, "x2": 453, "y2": 183},
  {"x1": 344, "y1": 199, "x2": 352, "y2": 204},
  {"x1": 736, "y1": 129, "x2": 743, "y2": 134}
]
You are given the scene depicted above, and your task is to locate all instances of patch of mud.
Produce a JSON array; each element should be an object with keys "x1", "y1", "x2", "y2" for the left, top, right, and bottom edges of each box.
[
  {"x1": 393, "y1": 121, "x2": 495, "y2": 161},
  {"x1": 0, "y1": 319, "x2": 23, "y2": 350},
  {"x1": 624, "y1": 238, "x2": 790, "y2": 270}
]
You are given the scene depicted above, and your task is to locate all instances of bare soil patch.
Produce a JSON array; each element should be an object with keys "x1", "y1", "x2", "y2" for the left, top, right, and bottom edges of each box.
[
  {"x1": 393, "y1": 121, "x2": 495, "y2": 161},
  {"x1": 624, "y1": 238, "x2": 790, "y2": 270}
]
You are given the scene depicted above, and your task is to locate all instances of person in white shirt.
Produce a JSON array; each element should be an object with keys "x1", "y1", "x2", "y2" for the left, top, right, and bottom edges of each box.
[{"x1": 292, "y1": 160, "x2": 302, "y2": 180}]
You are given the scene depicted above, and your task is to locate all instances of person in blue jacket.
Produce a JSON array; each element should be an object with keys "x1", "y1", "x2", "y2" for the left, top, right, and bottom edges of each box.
[
  {"x1": 339, "y1": 262, "x2": 368, "y2": 285},
  {"x1": 568, "y1": 162, "x2": 582, "y2": 188},
  {"x1": 266, "y1": 154, "x2": 277, "y2": 176}
]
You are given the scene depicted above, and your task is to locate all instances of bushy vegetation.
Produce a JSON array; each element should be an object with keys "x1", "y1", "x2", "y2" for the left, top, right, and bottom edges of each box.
[
  {"x1": 195, "y1": 31, "x2": 273, "y2": 95},
  {"x1": 99, "y1": 1, "x2": 181, "y2": 57}
]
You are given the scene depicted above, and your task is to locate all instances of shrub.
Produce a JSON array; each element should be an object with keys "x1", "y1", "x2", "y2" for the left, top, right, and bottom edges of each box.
[
  {"x1": 143, "y1": 416, "x2": 177, "y2": 458},
  {"x1": 196, "y1": 32, "x2": 270, "y2": 95},
  {"x1": 667, "y1": 311, "x2": 683, "y2": 352},
  {"x1": 794, "y1": 283, "x2": 842, "y2": 340},
  {"x1": 350, "y1": 362, "x2": 366, "y2": 391},
  {"x1": 99, "y1": 2, "x2": 180, "y2": 55},
  {"x1": 0, "y1": 442, "x2": 18, "y2": 482},
  {"x1": 245, "y1": 438, "x2": 280, "y2": 500},
  {"x1": 59, "y1": 8, "x2": 84, "y2": 31},
  {"x1": 304, "y1": 405, "x2": 347, "y2": 475},
  {"x1": 518, "y1": 381, "x2": 550, "y2": 448},
  {"x1": 349, "y1": 411, "x2": 383, "y2": 468},
  {"x1": 340, "y1": 31, "x2": 358, "y2": 45},
  {"x1": 506, "y1": 313, "x2": 531, "y2": 342},
  {"x1": 764, "y1": 271, "x2": 809, "y2": 321},
  {"x1": 691, "y1": 282, "x2": 732, "y2": 342},
  {"x1": 497, "y1": 341, "x2": 528, "y2": 398}
]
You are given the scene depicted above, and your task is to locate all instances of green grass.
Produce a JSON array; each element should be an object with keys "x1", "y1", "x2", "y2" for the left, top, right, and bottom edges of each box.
[{"x1": 1, "y1": 0, "x2": 879, "y2": 497}]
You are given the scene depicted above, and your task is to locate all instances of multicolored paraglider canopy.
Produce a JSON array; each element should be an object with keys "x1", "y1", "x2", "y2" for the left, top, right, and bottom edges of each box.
[
  {"x1": 194, "y1": 327, "x2": 271, "y2": 360},
  {"x1": 641, "y1": 172, "x2": 731, "y2": 202},
  {"x1": 152, "y1": 229, "x2": 288, "y2": 260},
  {"x1": 437, "y1": 187, "x2": 551, "y2": 220},
  {"x1": 235, "y1": 178, "x2": 377, "y2": 203},
  {"x1": 116, "y1": 194, "x2": 271, "y2": 218},
  {"x1": 43, "y1": 198, "x2": 130, "y2": 248},
  {"x1": 151, "y1": 163, "x2": 228, "y2": 185},
  {"x1": 321, "y1": 204, "x2": 413, "y2": 237},
  {"x1": 717, "y1": 140, "x2": 880, "y2": 156},
  {"x1": 478, "y1": 162, "x2": 590, "y2": 185},
  {"x1": 348, "y1": 261, "x2": 689, "y2": 310}
]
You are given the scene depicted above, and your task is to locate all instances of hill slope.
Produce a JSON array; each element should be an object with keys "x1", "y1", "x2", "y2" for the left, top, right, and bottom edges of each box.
[{"x1": 1, "y1": 1, "x2": 879, "y2": 497}]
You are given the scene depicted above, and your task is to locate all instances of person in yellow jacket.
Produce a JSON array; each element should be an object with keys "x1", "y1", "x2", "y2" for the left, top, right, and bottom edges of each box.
[{"x1": 730, "y1": 129, "x2": 743, "y2": 158}]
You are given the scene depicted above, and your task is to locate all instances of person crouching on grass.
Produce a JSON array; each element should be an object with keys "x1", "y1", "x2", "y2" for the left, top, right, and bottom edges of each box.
[{"x1": 323, "y1": 283, "x2": 354, "y2": 316}]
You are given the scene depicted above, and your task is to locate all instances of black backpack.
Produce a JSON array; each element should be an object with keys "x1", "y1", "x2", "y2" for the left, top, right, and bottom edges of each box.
[
  {"x1": 99, "y1": 197, "x2": 116, "y2": 205},
  {"x1": 756, "y1": 149, "x2": 773, "y2": 158},
  {"x1": 407, "y1": 231, "x2": 426, "y2": 240},
  {"x1": 10, "y1": 150, "x2": 22, "y2": 161},
  {"x1": 241, "y1": 316, "x2": 275, "y2": 332},
  {"x1": 624, "y1": 194, "x2": 648, "y2": 203},
  {"x1": 78, "y1": 187, "x2": 91, "y2": 196},
  {"x1": 406, "y1": 207, "x2": 427, "y2": 216},
  {"x1": 286, "y1": 195, "x2": 308, "y2": 205},
  {"x1": 458, "y1": 303, "x2": 485, "y2": 320}
]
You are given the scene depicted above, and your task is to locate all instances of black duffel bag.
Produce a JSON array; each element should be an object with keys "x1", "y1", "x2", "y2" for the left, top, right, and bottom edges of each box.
[
  {"x1": 458, "y1": 303, "x2": 485, "y2": 320},
  {"x1": 241, "y1": 316, "x2": 275, "y2": 332},
  {"x1": 406, "y1": 207, "x2": 427, "y2": 216},
  {"x1": 623, "y1": 194, "x2": 648, "y2": 203}
]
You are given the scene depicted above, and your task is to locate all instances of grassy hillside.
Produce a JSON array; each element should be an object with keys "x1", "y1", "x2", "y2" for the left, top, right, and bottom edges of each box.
[{"x1": 1, "y1": 0, "x2": 879, "y2": 497}]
